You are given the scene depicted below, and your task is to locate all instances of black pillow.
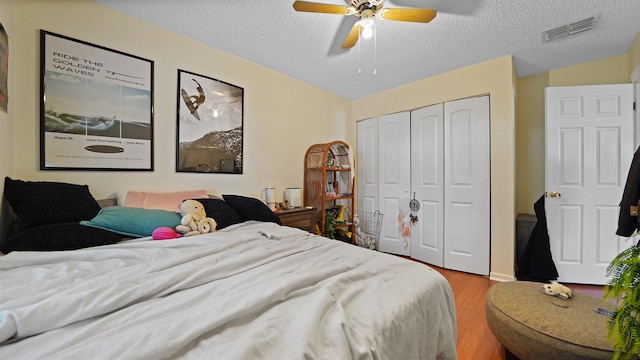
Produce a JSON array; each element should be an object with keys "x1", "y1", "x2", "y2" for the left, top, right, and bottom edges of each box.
[
  {"x1": 222, "y1": 194, "x2": 281, "y2": 225},
  {"x1": 194, "y1": 198, "x2": 248, "y2": 229},
  {"x1": 4, "y1": 177, "x2": 102, "y2": 231},
  {"x1": 1, "y1": 222, "x2": 122, "y2": 253}
]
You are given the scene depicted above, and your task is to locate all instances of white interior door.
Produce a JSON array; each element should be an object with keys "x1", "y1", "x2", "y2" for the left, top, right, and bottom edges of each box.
[
  {"x1": 410, "y1": 104, "x2": 445, "y2": 266},
  {"x1": 377, "y1": 112, "x2": 411, "y2": 255},
  {"x1": 545, "y1": 84, "x2": 634, "y2": 285},
  {"x1": 357, "y1": 118, "x2": 379, "y2": 214},
  {"x1": 443, "y1": 96, "x2": 491, "y2": 276}
]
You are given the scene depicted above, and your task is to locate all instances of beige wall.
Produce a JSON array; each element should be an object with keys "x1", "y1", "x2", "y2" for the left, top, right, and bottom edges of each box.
[
  {"x1": 0, "y1": 1, "x2": 14, "y2": 190},
  {"x1": 352, "y1": 55, "x2": 517, "y2": 281},
  {"x1": 549, "y1": 54, "x2": 630, "y2": 86},
  {"x1": 9, "y1": 0, "x2": 351, "y2": 201},
  {"x1": 515, "y1": 73, "x2": 549, "y2": 215},
  {"x1": 630, "y1": 32, "x2": 640, "y2": 81},
  {"x1": 516, "y1": 54, "x2": 632, "y2": 215},
  {"x1": 0, "y1": 1, "x2": 15, "y2": 244}
]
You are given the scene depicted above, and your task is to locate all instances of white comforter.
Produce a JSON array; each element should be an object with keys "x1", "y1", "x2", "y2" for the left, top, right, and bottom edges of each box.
[{"x1": 0, "y1": 221, "x2": 457, "y2": 360}]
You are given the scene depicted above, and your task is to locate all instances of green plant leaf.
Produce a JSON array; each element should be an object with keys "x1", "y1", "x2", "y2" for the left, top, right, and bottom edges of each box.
[{"x1": 605, "y1": 241, "x2": 640, "y2": 359}]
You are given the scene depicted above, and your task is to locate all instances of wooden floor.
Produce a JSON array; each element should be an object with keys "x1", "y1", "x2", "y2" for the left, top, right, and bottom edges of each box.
[{"x1": 427, "y1": 265, "x2": 604, "y2": 360}]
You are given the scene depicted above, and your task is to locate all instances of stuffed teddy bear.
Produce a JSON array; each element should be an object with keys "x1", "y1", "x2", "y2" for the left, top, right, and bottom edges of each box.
[
  {"x1": 542, "y1": 281, "x2": 573, "y2": 300},
  {"x1": 175, "y1": 199, "x2": 217, "y2": 237}
]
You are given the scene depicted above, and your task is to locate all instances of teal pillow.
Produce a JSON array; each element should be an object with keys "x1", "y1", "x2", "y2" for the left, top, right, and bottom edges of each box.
[{"x1": 80, "y1": 206, "x2": 182, "y2": 237}]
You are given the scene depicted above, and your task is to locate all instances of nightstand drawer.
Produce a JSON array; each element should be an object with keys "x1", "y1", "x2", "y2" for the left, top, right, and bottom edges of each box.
[{"x1": 277, "y1": 208, "x2": 317, "y2": 233}]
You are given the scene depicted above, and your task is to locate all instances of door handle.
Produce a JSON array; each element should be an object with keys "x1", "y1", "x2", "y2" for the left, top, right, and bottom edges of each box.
[{"x1": 545, "y1": 191, "x2": 561, "y2": 198}]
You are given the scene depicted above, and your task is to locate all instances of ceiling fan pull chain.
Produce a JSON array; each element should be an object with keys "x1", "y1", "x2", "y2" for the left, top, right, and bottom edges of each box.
[
  {"x1": 373, "y1": 23, "x2": 377, "y2": 76},
  {"x1": 358, "y1": 25, "x2": 362, "y2": 75}
]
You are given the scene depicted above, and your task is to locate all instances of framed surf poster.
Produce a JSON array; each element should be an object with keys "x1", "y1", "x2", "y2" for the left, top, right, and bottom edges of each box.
[
  {"x1": 176, "y1": 69, "x2": 244, "y2": 174},
  {"x1": 39, "y1": 30, "x2": 154, "y2": 171}
]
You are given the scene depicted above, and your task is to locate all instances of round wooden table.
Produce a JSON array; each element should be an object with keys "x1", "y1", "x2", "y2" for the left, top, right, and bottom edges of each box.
[{"x1": 485, "y1": 281, "x2": 616, "y2": 360}]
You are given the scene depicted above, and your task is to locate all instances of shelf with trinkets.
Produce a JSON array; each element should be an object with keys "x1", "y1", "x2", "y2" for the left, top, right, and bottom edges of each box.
[{"x1": 303, "y1": 141, "x2": 354, "y2": 241}]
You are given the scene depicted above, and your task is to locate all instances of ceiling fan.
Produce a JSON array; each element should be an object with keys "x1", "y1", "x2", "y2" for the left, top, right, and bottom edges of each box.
[{"x1": 292, "y1": 0, "x2": 437, "y2": 49}]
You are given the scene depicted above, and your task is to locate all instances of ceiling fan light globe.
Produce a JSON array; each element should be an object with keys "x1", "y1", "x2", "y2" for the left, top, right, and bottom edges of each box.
[
  {"x1": 359, "y1": 18, "x2": 374, "y2": 28},
  {"x1": 362, "y1": 25, "x2": 373, "y2": 39}
]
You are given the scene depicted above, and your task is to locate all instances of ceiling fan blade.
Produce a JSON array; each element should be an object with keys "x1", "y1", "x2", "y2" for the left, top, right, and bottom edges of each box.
[
  {"x1": 328, "y1": 16, "x2": 359, "y2": 55},
  {"x1": 292, "y1": 1, "x2": 350, "y2": 15},
  {"x1": 379, "y1": 8, "x2": 437, "y2": 23},
  {"x1": 342, "y1": 23, "x2": 362, "y2": 48}
]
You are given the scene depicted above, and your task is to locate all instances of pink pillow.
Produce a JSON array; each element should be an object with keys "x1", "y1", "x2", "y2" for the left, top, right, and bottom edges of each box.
[{"x1": 117, "y1": 189, "x2": 209, "y2": 212}]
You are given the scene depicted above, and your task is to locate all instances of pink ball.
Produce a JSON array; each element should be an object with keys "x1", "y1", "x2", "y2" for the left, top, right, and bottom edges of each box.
[{"x1": 152, "y1": 227, "x2": 181, "y2": 240}]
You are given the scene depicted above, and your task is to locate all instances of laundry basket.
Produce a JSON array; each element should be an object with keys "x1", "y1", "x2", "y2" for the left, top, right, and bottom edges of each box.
[{"x1": 354, "y1": 210, "x2": 383, "y2": 250}]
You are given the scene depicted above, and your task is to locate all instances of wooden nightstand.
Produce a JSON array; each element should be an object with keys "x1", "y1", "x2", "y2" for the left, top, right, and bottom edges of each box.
[{"x1": 277, "y1": 207, "x2": 318, "y2": 233}]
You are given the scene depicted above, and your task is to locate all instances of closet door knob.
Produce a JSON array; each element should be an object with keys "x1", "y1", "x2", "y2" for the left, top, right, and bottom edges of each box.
[{"x1": 545, "y1": 191, "x2": 561, "y2": 198}]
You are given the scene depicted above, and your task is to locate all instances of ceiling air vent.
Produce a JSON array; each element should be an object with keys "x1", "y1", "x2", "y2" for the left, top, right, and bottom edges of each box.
[{"x1": 542, "y1": 14, "x2": 600, "y2": 43}]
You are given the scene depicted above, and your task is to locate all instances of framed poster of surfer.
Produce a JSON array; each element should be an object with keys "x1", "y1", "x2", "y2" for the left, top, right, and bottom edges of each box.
[
  {"x1": 39, "y1": 30, "x2": 154, "y2": 170},
  {"x1": 176, "y1": 69, "x2": 244, "y2": 174}
]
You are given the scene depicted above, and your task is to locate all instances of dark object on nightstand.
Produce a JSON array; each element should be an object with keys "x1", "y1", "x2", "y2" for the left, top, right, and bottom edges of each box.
[{"x1": 277, "y1": 207, "x2": 317, "y2": 233}]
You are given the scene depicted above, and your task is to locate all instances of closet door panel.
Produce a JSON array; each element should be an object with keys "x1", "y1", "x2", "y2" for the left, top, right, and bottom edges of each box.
[
  {"x1": 357, "y1": 118, "x2": 379, "y2": 215},
  {"x1": 443, "y1": 96, "x2": 490, "y2": 276},
  {"x1": 410, "y1": 104, "x2": 444, "y2": 266},
  {"x1": 377, "y1": 112, "x2": 411, "y2": 255}
]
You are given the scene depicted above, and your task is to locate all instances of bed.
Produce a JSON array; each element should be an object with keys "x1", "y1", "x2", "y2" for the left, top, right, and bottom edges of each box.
[{"x1": 0, "y1": 178, "x2": 457, "y2": 359}]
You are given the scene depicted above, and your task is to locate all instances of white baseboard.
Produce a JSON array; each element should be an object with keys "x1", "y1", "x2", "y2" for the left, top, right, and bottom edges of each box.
[{"x1": 489, "y1": 272, "x2": 515, "y2": 282}]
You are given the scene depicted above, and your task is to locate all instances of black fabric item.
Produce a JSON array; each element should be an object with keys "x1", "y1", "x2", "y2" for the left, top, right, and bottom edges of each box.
[
  {"x1": 4, "y1": 177, "x2": 101, "y2": 232},
  {"x1": 194, "y1": 198, "x2": 248, "y2": 229},
  {"x1": 222, "y1": 194, "x2": 281, "y2": 225},
  {"x1": 1, "y1": 222, "x2": 122, "y2": 253},
  {"x1": 515, "y1": 195, "x2": 559, "y2": 282},
  {"x1": 617, "y1": 146, "x2": 640, "y2": 237}
]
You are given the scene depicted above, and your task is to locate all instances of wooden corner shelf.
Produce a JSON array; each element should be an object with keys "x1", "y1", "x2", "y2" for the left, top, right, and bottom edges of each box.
[{"x1": 303, "y1": 140, "x2": 354, "y2": 240}]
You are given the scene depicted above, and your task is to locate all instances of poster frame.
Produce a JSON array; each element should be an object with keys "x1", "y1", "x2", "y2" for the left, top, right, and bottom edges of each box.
[{"x1": 40, "y1": 30, "x2": 154, "y2": 171}]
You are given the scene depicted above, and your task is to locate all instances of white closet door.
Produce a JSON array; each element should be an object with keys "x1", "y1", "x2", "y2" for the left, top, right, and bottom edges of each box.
[
  {"x1": 443, "y1": 96, "x2": 490, "y2": 276},
  {"x1": 410, "y1": 104, "x2": 445, "y2": 266},
  {"x1": 377, "y1": 112, "x2": 411, "y2": 255},
  {"x1": 357, "y1": 118, "x2": 379, "y2": 214}
]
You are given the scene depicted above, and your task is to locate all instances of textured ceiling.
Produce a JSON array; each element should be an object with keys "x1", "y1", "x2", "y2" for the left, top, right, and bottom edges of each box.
[{"x1": 92, "y1": 0, "x2": 640, "y2": 99}]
